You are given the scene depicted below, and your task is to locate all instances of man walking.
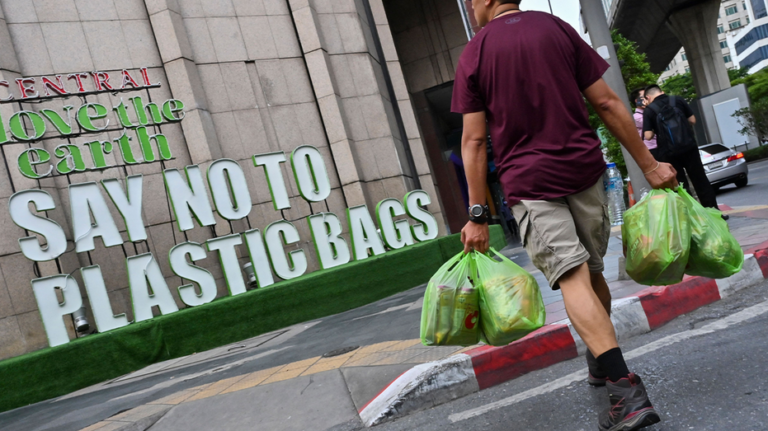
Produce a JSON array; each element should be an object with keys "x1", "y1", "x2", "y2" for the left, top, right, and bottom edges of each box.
[
  {"x1": 631, "y1": 89, "x2": 659, "y2": 158},
  {"x1": 453, "y1": 1, "x2": 678, "y2": 429},
  {"x1": 643, "y1": 84, "x2": 719, "y2": 209}
]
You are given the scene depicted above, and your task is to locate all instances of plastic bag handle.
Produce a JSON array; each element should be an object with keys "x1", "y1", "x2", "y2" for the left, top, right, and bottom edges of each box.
[
  {"x1": 444, "y1": 251, "x2": 472, "y2": 275},
  {"x1": 488, "y1": 247, "x2": 505, "y2": 261},
  {"x1": 465, "y1": 249, "x2": 500, "y2": 283}
]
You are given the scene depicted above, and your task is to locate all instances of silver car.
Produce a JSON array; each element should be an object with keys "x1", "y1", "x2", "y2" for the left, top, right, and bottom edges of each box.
[{"x1": 699, "y1": 143, "x2": 749, "y2": 190}]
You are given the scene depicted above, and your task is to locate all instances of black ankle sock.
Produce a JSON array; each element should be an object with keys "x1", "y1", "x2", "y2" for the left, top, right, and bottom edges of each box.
[{"x1": 596, "y1": 347, "x2": 630, "y2": 382}]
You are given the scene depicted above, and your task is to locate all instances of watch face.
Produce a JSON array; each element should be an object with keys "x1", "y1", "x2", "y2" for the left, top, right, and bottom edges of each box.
[{"x1": 470, "y1": 205, "x2": 484, "y2": 217}]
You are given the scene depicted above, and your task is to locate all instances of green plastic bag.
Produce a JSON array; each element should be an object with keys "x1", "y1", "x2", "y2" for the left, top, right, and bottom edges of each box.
[
  {"x1": 622, "y1": 188, "x2": 691, "y2": 286},
  {"x1": 473, "y1": 249, "x2": 545, "y2": 346},
  {"x1": 678, "y1": 187, "x2": 743, "y2": 278},
  {"x1": 420, "y1": 253, "x2": 480, "y2": 346}
]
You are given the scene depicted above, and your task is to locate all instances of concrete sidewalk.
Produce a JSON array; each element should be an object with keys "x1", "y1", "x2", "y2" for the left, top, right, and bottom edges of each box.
[{"x1": 6, "y1": 206, "x2": 768, "y2": 431}]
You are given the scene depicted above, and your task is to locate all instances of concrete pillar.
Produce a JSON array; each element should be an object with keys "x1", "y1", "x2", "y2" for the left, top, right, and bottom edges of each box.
[
  {"x1": 580, "y1": 0, "x2": 651, "y2": 201},
  {"x1": 667, "y1": 0, "x2": 731, "y2": 97}
]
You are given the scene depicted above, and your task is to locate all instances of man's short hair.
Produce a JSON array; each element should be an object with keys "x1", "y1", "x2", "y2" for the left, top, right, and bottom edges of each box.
[
  {"x1": 499, "y1": 0, "x2": 522, "y2": 4},
  {"x1": 644, "y1": 85, "x2": 662, "y2": 98}
]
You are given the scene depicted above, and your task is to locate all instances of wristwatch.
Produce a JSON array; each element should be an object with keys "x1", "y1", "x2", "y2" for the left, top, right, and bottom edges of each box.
[{"x1": 468, "y1": 204, "x2": 490, "y2": 224}]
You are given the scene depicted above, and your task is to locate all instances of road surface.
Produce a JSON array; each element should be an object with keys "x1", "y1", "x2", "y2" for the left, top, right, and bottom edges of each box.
[
  {"x1": 716, "y1": 158, "x2": 768, "y2": 208},
  {"x1": 375, "y1": 278, "x2": 768, "y2": 431}
]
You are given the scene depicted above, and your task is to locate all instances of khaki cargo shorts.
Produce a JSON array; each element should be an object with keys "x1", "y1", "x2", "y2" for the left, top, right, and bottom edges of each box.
[{"x1": 511, "y1": 178, "x2": 611, "y2": 289}]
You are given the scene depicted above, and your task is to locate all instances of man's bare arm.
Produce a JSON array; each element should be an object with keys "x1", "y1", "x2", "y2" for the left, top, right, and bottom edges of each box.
[
  {"x1": 583, "y1": 79, "x2": 678, "y2": 189},
  {"x1": 460, "y1": 111, "x2": 490, "y2": 253},
  {"x1": 688, "y1": 115, "x2": 696, "y2": 126},
  {"x1": 644, "y1": 131, "x2": 655, "y2": 141}
]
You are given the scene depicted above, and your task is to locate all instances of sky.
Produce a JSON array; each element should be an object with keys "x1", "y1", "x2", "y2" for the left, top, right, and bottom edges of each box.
[{"x1": 521, "y1": 0, "x2": 582, "y2": 31}]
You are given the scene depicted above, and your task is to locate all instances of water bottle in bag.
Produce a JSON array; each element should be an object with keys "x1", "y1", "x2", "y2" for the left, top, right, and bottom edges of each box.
[{"x1": 605, "y1": 163, "x2": 626, "y2": 226}]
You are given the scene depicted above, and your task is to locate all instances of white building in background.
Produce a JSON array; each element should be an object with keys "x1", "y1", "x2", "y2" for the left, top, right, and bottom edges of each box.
[
  {"x1": 730, "y1": 0, "x2": 768, "y2": 73},
  {"x1": 660, "y1": 0, "x2": 751, "y2": 83}
]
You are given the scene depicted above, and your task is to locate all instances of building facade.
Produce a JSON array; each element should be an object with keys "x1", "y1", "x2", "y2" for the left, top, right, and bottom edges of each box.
[
  {"x1": 660, "y1": 0, "x2": 751, "y2": 82},
  {"x1": 0, "y1": 0, "x2": 482, "y2": 360},
  {"x1": 730, "y1": 0, "x2": 768, "y2": 72}
]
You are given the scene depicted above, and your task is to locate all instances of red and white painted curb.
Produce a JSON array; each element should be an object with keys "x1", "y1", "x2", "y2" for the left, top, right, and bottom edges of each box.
[{"x1": 359, "y1": 250, "x2": 768, "y2": 427}]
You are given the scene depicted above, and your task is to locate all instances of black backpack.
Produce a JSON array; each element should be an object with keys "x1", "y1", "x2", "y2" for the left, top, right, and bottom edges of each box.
[{"x1": 647, "y1": 96, "x2": 696, "y2": 158}]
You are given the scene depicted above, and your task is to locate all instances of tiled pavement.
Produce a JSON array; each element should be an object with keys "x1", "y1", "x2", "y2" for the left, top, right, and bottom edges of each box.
[
  {"x1": 79, "y1": 341, "x2": 476, "y2": 431},
  {"x1": 77, "y1": 205, "x2": 768, "y2": 431}
]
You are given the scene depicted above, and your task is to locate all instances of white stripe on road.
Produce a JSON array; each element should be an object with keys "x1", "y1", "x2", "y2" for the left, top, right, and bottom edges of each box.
[{"x1": 448, "y1": 299, "x2": 768, "y2": 423}]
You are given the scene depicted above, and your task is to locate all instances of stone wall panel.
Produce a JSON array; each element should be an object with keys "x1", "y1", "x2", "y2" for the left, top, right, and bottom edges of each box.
[
  {"x1": 1, "y1": 0, "x2": 38, "y2": 24},
  {"x1": 7, "y1": 23, "x2": 52, "y2": 74},
  {"x1": 239, "y1": 16, "x2": 279, "y2": 60},
  {"x1": 83, "y1": 21, "x2": 134, "y2": 71},
  {"x1": 232, "y1": 109, "x2": 270, "y2": 155},
  {"x1": 74, "y1": 0, "x2": 120, "y2": 21},
  {"x1": 1, "y1": 253, "x2": 39, "y2": 315},
  {"x1": 182, "y1": 18, "x2": 217, "y2": 63},
  {"x1": 41, "y1": 22, "x2": 95, "y2": 72},
  {"x1": 0, "y1": 317, "x2": 25, "y2": 360},
  {"x1": 263, "y1": 0, "x2": 289, "y2": 16},
  {"x1": 115, "y1": 0, "x2": 148, "y2": 20},
  {"x1": 0, "y1": 264, "x2": 14, "y2": 319},
  {"x1": 232, "y1": 0, "x2": 266, "y2": 17},
  {"x1": 201, "y1": 0, "x2": 236, "y2": 17},
  {"x1": 207, "y1": 17, "x2": 247, "y2": 62},
  {"x1": 220, "y1": 62, "x2": 258, "y2": 110}
]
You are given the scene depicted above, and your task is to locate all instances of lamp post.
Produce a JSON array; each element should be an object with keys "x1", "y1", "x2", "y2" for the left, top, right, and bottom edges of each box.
[{"x1": 579, "y1": 0, "x2": 651, "y2": 200}]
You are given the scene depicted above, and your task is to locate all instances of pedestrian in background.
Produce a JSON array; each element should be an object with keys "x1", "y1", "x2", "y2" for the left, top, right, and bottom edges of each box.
[
  {"x1": 453, "y1": 1, "x2": 678, "y2": 429},
  {"x1": 630, "y1": 88, "x2": 659, "y2": 159},
  {"x1": 643, "y1": 85, "x2": 719, "y2": 210}
]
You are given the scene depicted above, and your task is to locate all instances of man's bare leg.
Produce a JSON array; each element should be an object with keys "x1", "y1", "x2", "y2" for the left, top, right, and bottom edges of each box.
[
  {"x1": 559, "y1": 263, "x2": 617, "y2": 357},
  {"x1": 590, "y1": 272, "x2": 612, "y2": 316},
  {"x1": 584, "y1": 271, "x2": 614, "y2": 385}
]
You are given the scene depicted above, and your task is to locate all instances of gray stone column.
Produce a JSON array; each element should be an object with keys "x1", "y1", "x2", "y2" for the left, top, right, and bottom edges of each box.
[
  {"x1": 667, "y1": 0, "x2": 731, "y2": 97},
  {"x1": 145, "y1": 0, "x2": 222, "y2": 164}
]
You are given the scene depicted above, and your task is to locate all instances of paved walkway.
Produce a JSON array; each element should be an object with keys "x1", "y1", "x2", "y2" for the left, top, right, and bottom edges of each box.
[{"x1": 7, "y1": 207, "x2": 768, "y2": 431}]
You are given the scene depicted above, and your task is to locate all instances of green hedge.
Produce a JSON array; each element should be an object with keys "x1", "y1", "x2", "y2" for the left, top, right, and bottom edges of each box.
[
  {"x1": 0, "y1": 226, "x2": 505, "y2": 412},
  {"x1": 744, "y1": 145, "x2": 768, "y2": 162}
]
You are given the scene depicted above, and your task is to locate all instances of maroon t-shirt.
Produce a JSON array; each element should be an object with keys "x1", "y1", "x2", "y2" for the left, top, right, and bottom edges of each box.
[{"x1": 451, "y1": 11, "x2": 610, "y2": 205}]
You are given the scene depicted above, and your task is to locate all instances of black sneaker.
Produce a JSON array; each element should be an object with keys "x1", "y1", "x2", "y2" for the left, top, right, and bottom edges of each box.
[
  {"x1": 586, "y1": 350, "x2": 608, "y2": 386},
  {"x1": 722, "y1": 214, "x2": 730, "y2": 221},
  {"x1": 598, "y1": 373, "x2": 661, "y2": 431}
]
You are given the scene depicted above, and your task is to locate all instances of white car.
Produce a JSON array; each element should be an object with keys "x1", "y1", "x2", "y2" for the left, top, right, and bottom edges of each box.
[{"x1": 699, "y1": 143, "x2": 749, "y2": 190}]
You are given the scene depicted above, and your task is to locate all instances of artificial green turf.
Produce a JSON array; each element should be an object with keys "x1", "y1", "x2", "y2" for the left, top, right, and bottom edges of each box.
[{"x1": 0, "y1": 226, "x2": 505, "y2": 412}]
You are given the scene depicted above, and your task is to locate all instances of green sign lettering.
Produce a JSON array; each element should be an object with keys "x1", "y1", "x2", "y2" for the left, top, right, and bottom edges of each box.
[
  {"x1": 84, "y1": 140, "x2": 114, "y2": 169},
  {"x1": 0, "y1": 107, "x2": 10, "y2": 144},
  {"x1": 113, "y1": 100, "x2": 137, "y2": 128},
  {"x1": 18, "y1": 148, "x2": 53, "y2": 179},
  {"x1": 54, "y1": 144, "x2": 87, "y2": 175},
  {"x1": 114, "y1": 131, "x2": 139, "y2": 164},
  {"x1": 77, "y1": 103, "x2": 109, "y2": 132},
  {"x1": 130, "y1": 96, "x2": 163, "y2": 126},
  {"x1": 136, "y1": 127, "x2": 172, "y2": 162},
  {"x1": 10, "y1": 111, "x2": 46, "y2": 141},
  {"x1": 162, "y1": 99, "x2": 185, "y2": 122},
  {"x1": 40, "y1": 106, "x2": 74, "y2": 135}
]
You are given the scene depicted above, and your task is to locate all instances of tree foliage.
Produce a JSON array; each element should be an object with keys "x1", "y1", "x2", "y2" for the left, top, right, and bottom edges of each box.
[
  {"x1": 732, "y1": 101, "x2": 768, "y2": 141},
  {"x1": 660, "y1": 72, "x2": 696, "y2": 101},
  {"x1": 661, "y1": 68, "x2": 750, "y2": 102},
  {"x1": 730, "y1": 68, "x2": 768, "y2": 144},
  {"x1": 588, "y1": 31, "x2": 659, "y2": 178},
  {"x1": 614, "y1": 32, "x2": 661, "y2": 95},
  {"x1": 732, "y1": 67, "x2": 768, "y2": 101}
]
